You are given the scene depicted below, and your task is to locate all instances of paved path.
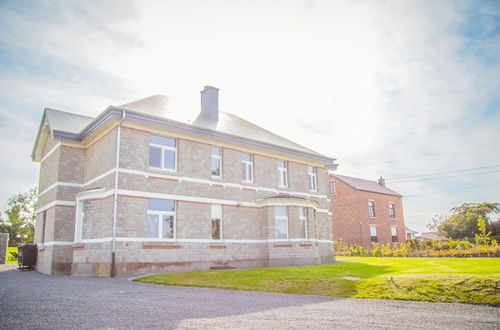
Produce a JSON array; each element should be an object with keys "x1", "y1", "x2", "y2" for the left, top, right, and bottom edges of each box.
[{"x1": 0, "y1": 265, "x2": 498, "y2": 329}]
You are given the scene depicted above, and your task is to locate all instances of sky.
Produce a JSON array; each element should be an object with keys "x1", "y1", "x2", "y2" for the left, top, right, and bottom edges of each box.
[{"x1": 0, "y1": 0, "x2": 499, "y2": 233}]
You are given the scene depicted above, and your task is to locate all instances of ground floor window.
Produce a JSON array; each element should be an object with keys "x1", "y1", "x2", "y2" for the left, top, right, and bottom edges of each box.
[
  {"x1": 391, "y1": 226, "x2": 398, "y2": 242},
  {"x1": 146, "y1": 199, "x2": 176, "y2": 239},
  {"x1": 274, "y1": 206, "x2": 288, "y2": 239},
  {"x1": 299, "y1": 207, "x2": 308, "y2": 239},
  {"x1": 370, "y1": 226, "x2": 378, "y2": 243},
  {"x1": 211, "y1": 204, "x2": 222, "y2": 240}
]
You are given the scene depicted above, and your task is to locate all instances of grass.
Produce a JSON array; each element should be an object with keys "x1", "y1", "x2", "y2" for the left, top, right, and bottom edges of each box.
[{"x1": 134, "y1": 257, "x2": 500, "y2": 306}]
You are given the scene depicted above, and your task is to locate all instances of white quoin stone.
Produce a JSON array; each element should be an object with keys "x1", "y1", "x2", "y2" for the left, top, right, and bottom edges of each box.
[{"x1": 200, "y1": 85, "x2": 219, "y2": 121}]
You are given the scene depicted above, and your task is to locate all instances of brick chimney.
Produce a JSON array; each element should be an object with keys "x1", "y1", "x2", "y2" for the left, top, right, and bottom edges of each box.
[
  {"x1": 378, "y1": 176, "x2": 386, "y2": 186},
  {"x1": 200, "y1": 86, "x2": 219, "y2": 121}
]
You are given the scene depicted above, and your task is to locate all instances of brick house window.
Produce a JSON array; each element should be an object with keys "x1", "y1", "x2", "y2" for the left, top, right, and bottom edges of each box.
[
  {"x1": 389, "y1": 203, "x2": 396, "y2": 218},
  {"x1": 308, "y1": 166, "x2": 317, "y2": 191},
  {"x1": 149, "y1": 135, "x2": 177, "y2": 171},
  {"x1": 299, "y1": 207, "x2": 308, "y2": 239},
  {"x1": 146, "y1": 199, "x2": 176, "y2": 239},
  {"x1": 274, "y1": 206, "x2": 288, "y2": 239},
  {"x1": 211, "y1": 205, "x2": 222, "y2": 240},
  {"x1": 211, "y1": 147, "x2": 222, "y2": 178},
  {"x1": 391, "y1": 226, "x2": 398, "y2": 242},
  {"x1": 368, "y1": 201, "x2": 376, "y2": 218},
  {"x1": 241, "y1": 153, "x2": 253, "y2": 182},
  {"x1": 370, "y1": 226, "x2": 378, "y2": 243},
  {"x1": 329, "y1": 181, "x2": 336, "y2": 194},
  {"x1": 278, "y1": 160, "x2": 288, "y2": 187}
]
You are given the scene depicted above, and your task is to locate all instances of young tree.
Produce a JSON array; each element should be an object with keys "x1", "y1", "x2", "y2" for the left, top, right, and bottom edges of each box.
[
  {"x1": 0, "y1": 188, "x2": 37, "y2": 246},
  {"x1": 438, "y1": 202, "x2": 500, "y2": 239},
  {"x1": 474, "y1": 215, "x2": 491, "y2": 245}
]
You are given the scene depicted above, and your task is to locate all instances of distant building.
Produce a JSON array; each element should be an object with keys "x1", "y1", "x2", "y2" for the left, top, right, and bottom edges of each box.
[
  {"x1": 405, "y1": 226, "x2": 418, "y2": 240},
  {"x1": 420, "y1": 232, "x2": 447, "y2": 241},
  {"x1": 329, "y1": 175, "x2": 406, "y2": 247}
]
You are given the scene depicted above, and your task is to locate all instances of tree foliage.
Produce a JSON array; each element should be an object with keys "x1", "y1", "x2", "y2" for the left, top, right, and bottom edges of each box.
[
  {"x1": 434, "y1": 202, "x2": 500, "y2": 239},
  {"x1": 0, "y1": 188, "x2": 37, "y2": 246}
]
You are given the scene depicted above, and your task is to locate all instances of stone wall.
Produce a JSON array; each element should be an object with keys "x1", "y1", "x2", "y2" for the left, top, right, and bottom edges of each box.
[{"x1": 0, "y1": 233, "x2": 8, "y2": 264}]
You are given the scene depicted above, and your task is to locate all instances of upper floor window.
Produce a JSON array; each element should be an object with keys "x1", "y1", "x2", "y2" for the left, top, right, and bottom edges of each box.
[
  {"x1": 368, "y1": 201, "x2": 376, "y2": 218},
  {"x1": 391, "y1": 226, "x2": 398, "y2": 242},
  {"x1": 149, "y1": 135, "x2": 177, "y2": 171},
  {"x1": 370, "y1": 226, "x2": 378, "y2": 243},
  {"x1": 299, "y1": 207, "x2": 308, "y2": 239},
  {"x1": 211, "y1": 204, "x2": 222, "y2": 240},
  {"x1": 146, "y1": 199, "x2": 176, "y2": 239},
  {"x1": 308, "y1": 166, "x2": 317, "y2": 191},
  {"x1": 278, "y1": 160, "x2": 288, "y2": 187},
  {"x1": 329, "y1": 181, "x2": 336, "y2": 194},
  {"x1": 274, "y1": 206, "x2": 288, "y2": 239},
  {"x1": 389, "y1": 203, "x2": 396, "y2": 218},
  {"x1": 241, "y1": 153, "x2": 253, "y2": 182},
  {"x1": 211, "y1": 147, "x2": 222, "y2": 178}
]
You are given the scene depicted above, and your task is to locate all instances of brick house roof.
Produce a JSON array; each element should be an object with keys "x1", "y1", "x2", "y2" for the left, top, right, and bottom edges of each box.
[{"x1": 332, "y1": 174, "x2": 402, "y2": 196}]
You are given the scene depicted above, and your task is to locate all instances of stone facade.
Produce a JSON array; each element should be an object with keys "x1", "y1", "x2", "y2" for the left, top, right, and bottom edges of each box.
[
  {"x1": 33, "y1": 107, "x2": 335, "y2": 276},
  {"x1": 330, "y1": 177, "x2": 406, "y2": 247}
]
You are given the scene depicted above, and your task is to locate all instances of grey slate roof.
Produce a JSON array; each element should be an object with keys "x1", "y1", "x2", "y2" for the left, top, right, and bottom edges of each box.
[
  {"x1": 333, "y1": 174, "x2": 402, "y2": 196},
  {"x1": 44, "y1": 108, "x2": 93, "y2": 134},
  {"x1": 36, "y1": 94, "x2": 333, "y2": 162}
]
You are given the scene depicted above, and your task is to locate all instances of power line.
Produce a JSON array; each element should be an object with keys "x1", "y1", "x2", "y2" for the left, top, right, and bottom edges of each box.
[
  {"x1": 386, "y1": 164, "x2": 500, "y2": 181},
  {"x1": 404, "y1": 181, "x2": 500, "y2": 198},
  {"x1": 388, "y1": 169, "x2": 500, "y2": 183}
]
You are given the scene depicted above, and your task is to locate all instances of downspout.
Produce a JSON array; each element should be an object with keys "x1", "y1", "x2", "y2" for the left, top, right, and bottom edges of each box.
[{"x1": 111, "y1": 110, "x2": 125, "y2": 277}]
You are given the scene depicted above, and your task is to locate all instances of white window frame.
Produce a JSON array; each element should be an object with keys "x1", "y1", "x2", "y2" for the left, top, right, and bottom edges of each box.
[
  {"x1": 211, "y1": 147, "x2": 222, "y2": 178},
  {"x1": 274, "y1": 206, "x2": 289, "y2": 240},
  {"x1": 368, "y1": 201, "x2": 376, "y2": 218},
  {"x1": 242, "y1": 153, "x2": 253, "y2": 183},
  {"x1": 329, "y1": 181, "x2": 336, "y2": 194},
  {"x1": 389, "y1": 203, "x2": 396, "y2": 218},
  {"x1": 146, "y1": 202, "x2": 176, "y2": 240},
  {"x1": 278, "y1": 160, "x2": 288, "y2": 188},
  {"x1": 211, "y1": 204, "x2": 223, "y2": 240},
  {"x1": 308, "y1": 166, "x2": 317, "y2": 191},
  {"x1": 300, "y1": 207, "x2": 308, "y2": 239},
  {"x1": 149, "y1": 136, "x2": 177, "y2": 172}
]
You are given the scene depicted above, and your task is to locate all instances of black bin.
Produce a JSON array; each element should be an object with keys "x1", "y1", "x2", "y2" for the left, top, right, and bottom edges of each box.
[{"x1": 18, "y1": 244, "x2": 37, "y2": 271}]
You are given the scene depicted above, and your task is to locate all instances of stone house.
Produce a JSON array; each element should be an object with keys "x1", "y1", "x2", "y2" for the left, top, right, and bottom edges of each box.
[
  {"x1": 329, "y1": 174, "x2": 406, "y2": 247},
  {"x1": 32, "y1": 86, "x2": 336, "y2": 276}
]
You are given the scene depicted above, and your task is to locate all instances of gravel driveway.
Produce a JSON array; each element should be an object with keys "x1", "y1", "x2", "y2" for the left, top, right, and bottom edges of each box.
[{"x1": 0, "y1": 264, "x2": 498, "y2": 329}]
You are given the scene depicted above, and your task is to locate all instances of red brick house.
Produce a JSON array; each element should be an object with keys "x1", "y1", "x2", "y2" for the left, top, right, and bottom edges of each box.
[{"x1": 329, "y1": 174, "x2": 406, "y2": 247}]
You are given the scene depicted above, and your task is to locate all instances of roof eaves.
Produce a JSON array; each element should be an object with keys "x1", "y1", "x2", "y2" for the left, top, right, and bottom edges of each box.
[{"x1": 31, "y1": 109, "x2": 53, "y2": 161}]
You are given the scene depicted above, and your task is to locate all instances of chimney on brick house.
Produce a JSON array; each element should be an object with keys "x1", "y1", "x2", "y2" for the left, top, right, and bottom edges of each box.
[
  {"x1": 378, "y1": 176, "x2": 386, "y2": 186},
  {"x1": 200, "y1": 86, "x2": 219, "y2": 121}
]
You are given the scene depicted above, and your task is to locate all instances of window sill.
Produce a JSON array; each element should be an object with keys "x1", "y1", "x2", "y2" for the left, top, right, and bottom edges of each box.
[
  {"x1": 72, "y1": 243, "x2": 85, "y2": 250},
  {"x1": 273, "y1": 243, "x2": 293, "y2": 248},
  {"x1": 143, "y1": 242, "x2": 181, "y2": 249}
]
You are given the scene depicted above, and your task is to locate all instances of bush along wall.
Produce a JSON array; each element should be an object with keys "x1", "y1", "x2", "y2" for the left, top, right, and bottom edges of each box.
[{"x1": 334, "y1": 239, "x2": 500, "y2": 258}]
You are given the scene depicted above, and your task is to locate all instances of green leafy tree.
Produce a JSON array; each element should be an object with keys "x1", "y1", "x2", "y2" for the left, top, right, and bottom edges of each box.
[
  {"x1": 0, "y1": 188, "x2": 37, "y2": 246},
  {"x1": 437, "y1": 202, "x2": 500, "y2": 239}
]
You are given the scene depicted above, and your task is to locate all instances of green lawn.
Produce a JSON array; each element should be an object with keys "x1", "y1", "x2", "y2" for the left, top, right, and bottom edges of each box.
[{"x1": 135, "y1": 257, "x2": 500, "y2": 306}]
